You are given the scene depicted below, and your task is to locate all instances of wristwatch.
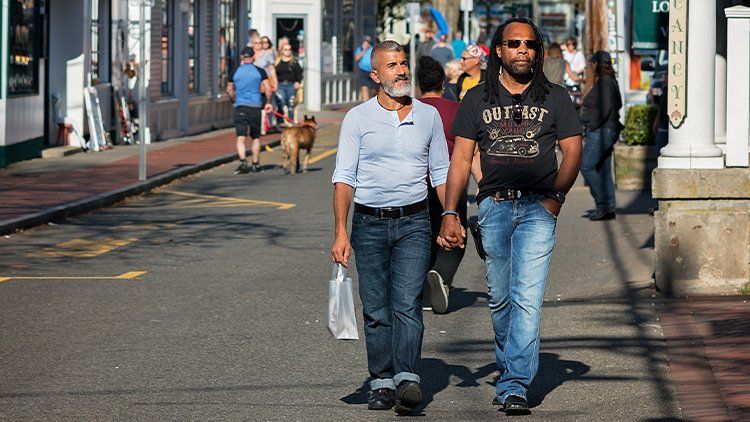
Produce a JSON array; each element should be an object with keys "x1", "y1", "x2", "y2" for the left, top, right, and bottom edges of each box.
[{"x1": 546, "y1": 190, "x2": 566, "y2": 204}]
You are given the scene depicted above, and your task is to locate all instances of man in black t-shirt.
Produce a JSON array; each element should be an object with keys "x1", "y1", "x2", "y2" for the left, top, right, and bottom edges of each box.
[{"x1": 438, "y1": 18, "x2": 582, "y2": 415}]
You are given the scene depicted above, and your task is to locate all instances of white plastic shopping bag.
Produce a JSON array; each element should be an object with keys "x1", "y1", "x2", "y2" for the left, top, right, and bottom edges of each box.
[{"x1": 327, "y1": 263, "x2": 359, "y2": 340}]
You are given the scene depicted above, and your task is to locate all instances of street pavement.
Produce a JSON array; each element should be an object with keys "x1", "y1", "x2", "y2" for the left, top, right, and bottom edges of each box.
[{"x1": 1, "y1": 113, "x2": 742, "y2": 420}]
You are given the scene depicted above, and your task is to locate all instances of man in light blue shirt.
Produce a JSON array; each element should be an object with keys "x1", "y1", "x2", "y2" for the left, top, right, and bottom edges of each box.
[{"x1": 331, "y1": 41, "x2": 452, "y2": 415}]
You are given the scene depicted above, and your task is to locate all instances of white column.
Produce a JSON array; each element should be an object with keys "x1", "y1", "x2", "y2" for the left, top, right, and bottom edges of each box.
[
  {"x1": 714, "y1": 54, "x2": 726, "y2": 151},
  {"x1": 307, "y1": 0, "x2": 322, "y2": 111},
  {"x1": 725, "y1": 6, "x2": 750, "y2": 167},
  {"x1": 659, "y1": 0, "x2": 724, "y2": 169}
]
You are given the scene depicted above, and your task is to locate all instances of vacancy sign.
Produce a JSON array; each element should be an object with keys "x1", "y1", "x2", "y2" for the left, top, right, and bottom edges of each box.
[{"x1": 668, "y1": 0, "x2": 688, "y2": 128}]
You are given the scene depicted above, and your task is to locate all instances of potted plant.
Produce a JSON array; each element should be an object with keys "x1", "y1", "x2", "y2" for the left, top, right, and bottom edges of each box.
[{"x1": 613, "y1": 105, "x2": 659, "y2": 190}]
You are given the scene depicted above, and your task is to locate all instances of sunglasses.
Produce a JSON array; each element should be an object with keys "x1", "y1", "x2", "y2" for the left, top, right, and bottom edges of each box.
[
  {"x1": 460, "y1": 56, "x2": 476, "y2": 61},
  {"x1": 502, "y1": 39, "x2": 541, "y2": 50},
  {"x1": 511, "y1": 94, "x2": 524, "y2": 123}
]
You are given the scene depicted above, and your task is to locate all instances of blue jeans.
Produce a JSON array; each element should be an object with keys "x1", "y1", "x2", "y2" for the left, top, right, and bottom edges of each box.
[
  {"x1": 581, "y1": 127, "x2": 619, "y2": 212},
  {"x1": 478, "y1": 194, "x2": 557, "y2": 401},
  {"x1": 275, "y1": 82, "x2": 298, "y2": 123},
  {"x1": 350, "y1": 209, "x2": 431, "y2": 390}
]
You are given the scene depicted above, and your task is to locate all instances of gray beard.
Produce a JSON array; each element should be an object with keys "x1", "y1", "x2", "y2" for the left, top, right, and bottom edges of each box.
[{"x1": 382, "y1": 77, "x2": 412, "y2": 98}]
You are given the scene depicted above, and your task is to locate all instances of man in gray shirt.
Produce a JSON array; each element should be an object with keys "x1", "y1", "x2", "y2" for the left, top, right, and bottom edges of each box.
[{"x1": 331, "y1": 40, "x2": 452, "y2": 415}]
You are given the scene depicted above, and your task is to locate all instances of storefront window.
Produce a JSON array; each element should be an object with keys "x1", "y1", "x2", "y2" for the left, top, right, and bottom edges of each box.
[
  {"x1": 161, "y1": 0, "x2": 173, "y2": 95},
  {"x1": 8, "y1": 0, "x2": 42, "y2": 95},
  {"x1": 187, "y1": 0, "x2": 199, "y2": 93},
  {"x1": 218, "y1": 0, "x2": 237, "y2": 90}
]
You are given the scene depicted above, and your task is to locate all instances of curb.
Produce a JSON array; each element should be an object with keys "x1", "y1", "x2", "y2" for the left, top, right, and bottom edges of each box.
[{"x1": 0, "y1": 138, "x2": 281, "y2": 236}]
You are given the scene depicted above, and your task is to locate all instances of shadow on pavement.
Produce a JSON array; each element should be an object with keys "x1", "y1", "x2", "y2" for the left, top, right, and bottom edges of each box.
[
  {"x1": 339, "y1": 380, "x2": 369, "y2": 405},
  {"x1": 445, "y1": 287, "x2": 488, "y2": 313},
  {"x1": 528, "y1": 353, "x2": 590, "y2": 407}
]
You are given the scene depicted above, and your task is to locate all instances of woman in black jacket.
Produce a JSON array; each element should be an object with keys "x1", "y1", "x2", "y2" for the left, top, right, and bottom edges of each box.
[
  {"x1": 274, "y1": 44, "x2": 303, "y2": 125},
  {"x1": 580, "y1": 51, "x2": 623, "y2": 221}
]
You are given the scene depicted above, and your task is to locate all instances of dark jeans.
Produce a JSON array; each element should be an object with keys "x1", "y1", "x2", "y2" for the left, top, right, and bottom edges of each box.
[
  {"x1": 581, "y1": 127, "x2": 619, "y2": 212},
  {"x1": 427, "y1": 185, "x2": 467, "y2": 287},
  {"x1": 350, "y1": 208, "x2": 431, "y2": 390}
]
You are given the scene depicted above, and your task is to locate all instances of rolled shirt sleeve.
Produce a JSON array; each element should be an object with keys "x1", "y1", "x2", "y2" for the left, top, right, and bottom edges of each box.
[
  {"x1": 428, "y1": 110, "x2": 450, "y2": 187},
  {"x1": 331, "y1": 112, "x2": 360, "y2": 187}
]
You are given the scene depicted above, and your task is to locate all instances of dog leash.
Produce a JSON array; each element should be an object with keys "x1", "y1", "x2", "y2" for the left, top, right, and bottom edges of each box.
[{"x1": 270, "y1": 110, "x2": 296, "y2": 124}]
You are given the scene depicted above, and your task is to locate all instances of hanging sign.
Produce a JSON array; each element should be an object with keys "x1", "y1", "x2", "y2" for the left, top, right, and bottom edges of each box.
[{"x1": 667, "y1": 0, "x2": 688, "y2": 128}]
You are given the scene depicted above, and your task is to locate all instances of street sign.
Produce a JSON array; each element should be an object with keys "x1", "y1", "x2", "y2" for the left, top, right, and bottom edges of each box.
[
  {"x1": 667, "y1": 0, "x2": 688, "y2": 128},
  {"x1": 460, "y1": 0, "x2": 473, "y2": 12},
  {"x1": 632, "y1": 0, "x2": 669, "y2": 51}
]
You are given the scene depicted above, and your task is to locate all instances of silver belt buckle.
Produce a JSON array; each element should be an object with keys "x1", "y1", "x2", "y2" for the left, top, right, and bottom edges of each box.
[{"x1": 379, "y1": 207, "x2": 394, "y2": 218}]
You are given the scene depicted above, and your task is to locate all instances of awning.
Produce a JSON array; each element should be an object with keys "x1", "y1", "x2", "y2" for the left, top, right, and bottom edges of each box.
[{"x1": 428, "y1": 7, "x2": 450, "y2": 38}]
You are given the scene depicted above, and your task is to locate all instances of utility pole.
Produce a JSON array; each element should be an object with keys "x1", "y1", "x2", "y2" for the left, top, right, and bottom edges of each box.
[
  {"x1": 460, "y1": 0, "x2": 473, "y2": 42},
  {"x1": 406, "y1": 2, "x2": 420, "y2": 97},
  {"x1": 137, "y1": 0, "x2": 149, "y2": 181},
  {"x1": 584, "y1": 0, "x2": 608, "y2": 95}
]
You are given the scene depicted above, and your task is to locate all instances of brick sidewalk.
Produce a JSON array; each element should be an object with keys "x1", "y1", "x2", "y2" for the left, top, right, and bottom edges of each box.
[
  {"x1": 657, "y1": 296, "x2": 750, "y2": 421},
  {"x1": 0, "y1": 130, "x2": 279, "y2": 224},
  {"x1": 1, "y1": 107, "x2": 348, "y2": 235}
]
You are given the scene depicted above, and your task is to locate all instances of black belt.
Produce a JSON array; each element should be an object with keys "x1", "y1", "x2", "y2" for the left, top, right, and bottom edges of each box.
[
  {"x1": 354, "y1": 200, "x2": 427, "y2": 219},
  {"x1": 489, "y1": 189, "x2": 546, "y2": 202}
]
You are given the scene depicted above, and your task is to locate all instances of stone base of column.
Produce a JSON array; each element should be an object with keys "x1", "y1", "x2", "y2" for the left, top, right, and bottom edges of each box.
[
  {"x1": 652, "y1": 168, "x2": 750, "y2": 296},
  {"x1": 657, "y1": 156, "x2": 724, "y2": 169}
]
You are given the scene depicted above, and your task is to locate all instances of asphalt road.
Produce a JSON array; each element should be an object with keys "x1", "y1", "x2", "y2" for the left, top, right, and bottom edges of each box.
[{"x1": 0, "y1": 123, "x2": 683, "y2": 421}]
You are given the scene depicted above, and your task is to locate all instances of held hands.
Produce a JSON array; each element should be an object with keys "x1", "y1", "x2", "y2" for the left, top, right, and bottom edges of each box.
[
  {"x1": 263, "y1": 103, "x2": 273, "y2": 113},
  {"x1": 437, "y1": 215, "x2": 466, "y2": 251},
  {"x1": 331, "y1": 232, "x2": 351, "y2": 268}
]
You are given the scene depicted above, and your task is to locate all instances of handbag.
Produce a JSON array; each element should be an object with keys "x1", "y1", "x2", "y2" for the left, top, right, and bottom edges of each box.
[{"x1": 327, "y1": 264, "x2": 359, "y2": 340}]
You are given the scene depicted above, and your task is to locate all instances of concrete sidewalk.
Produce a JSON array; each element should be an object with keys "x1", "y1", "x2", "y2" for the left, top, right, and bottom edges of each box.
[{"x1": 0, "y1": 110, "x2": 346, "y2": 236}]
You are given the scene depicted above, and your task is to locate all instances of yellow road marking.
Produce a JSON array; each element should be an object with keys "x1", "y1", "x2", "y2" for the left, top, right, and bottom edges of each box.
[
  {"x1": 163, "y1": 190, "x2": 296, "y2": 210},
  {"x1": 117, "y1": 271, "x2": 148, "y2": 279},
  {"x1": 309, "y1": 148, "x2": 338, "y2": 164},
  {"x1": 36, "y1": 238, "x2": 138, "y2": 258},
  {"x1": 0, "y1": 271, "x2": 147, "y2": 283},
  {"x1": 264, "y1": 145, "x2": 274, "y2": 152}
]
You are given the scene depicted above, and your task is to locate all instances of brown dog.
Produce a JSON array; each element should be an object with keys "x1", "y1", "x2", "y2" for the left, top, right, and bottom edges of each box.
[{"x1": 281, "y1": 115, "x2": 317, "y2": 174}]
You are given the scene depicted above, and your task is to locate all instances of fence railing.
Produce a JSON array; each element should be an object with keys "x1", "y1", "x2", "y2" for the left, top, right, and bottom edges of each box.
[{"x1": 321, "y1": 73, "x2": 361, "y2": 108}]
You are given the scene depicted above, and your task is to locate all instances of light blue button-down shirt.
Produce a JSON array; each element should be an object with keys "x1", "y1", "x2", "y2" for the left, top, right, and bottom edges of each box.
[{"x1": 332, "y1": 98, "x2": 450, "y2": 208}]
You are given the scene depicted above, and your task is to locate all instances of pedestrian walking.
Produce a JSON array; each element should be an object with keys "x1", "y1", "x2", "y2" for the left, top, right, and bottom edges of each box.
[
  {"x1": 416, "y1": 56, "x2": 465, "y2": 314},
  {"x1": 331, "y1": 40, "x2": 451, "y2": 415},
  {"x1": 451, "y1": 31, "x2": 467, "y2": 59},
  {"x1": 355, "y1": 36, "x2": 376, "y2": 101},
  {"x1": 274, "y1": 43, "x2": 303, "y2": 125},
  {"x1": 543, "y1": 42, "x2": 580, "y2": 87},
  {"x1": 457, "y1": 43, "x2": 486, "y2": 101},
  {"x1": 443, "y1": 60, "x2": 462, "y2": 101},
  {"x1": 226, "y1": 47, "x2": 273, "y2": 174},
  {"x1": 580, "y1": 50, "x2": 623, "y2": 221},
  {"x1": 416, "y1": 29, "x2": 436, "y2": 59},
  {"x1": 562, "y1": 37, "x2": 586, "y2": 86},
  {"x1": 250, "y1": 35, "x2": 279, "y2": 133},
  {"x1": 430, "y1": 33, "x2": 455, "y2": 67},
  {"x1": 438, "y1": 18, "x2": 583, "y2": 415}
]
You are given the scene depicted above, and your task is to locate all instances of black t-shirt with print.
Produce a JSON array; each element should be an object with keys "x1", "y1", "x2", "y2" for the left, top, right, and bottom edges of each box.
[{"x1": 451, "y1": 82, "x2": 582, "y2": 204}]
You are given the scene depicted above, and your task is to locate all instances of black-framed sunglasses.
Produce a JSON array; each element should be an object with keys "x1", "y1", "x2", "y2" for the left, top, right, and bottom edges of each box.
[
  {"x1": 511, "y1": 94, "x2": 524, "y2": 123},
  {"x1": 502, "y1": 39, "x2": 541, "y2": 50}
]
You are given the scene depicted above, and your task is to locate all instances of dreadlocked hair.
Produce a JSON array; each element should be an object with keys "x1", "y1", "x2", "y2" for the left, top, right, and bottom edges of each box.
[{"x1": 483, "y1": 17, "x2": 551, "y2": 104}]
